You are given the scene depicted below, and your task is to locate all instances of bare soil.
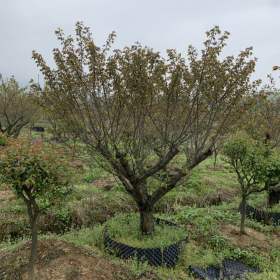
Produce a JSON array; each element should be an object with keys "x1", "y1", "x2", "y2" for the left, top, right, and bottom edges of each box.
[
  {"x1": 0, "y1": 239, "x2": 156, "y2": 280},
  {"x1": 91, "y1": 177, "x2": 116, "y2": 191},
  {"x1": 220, "y1": 224, "x2": 280, "y2": 251},
  {"x1": 0, "y1": 190, "x2": 15, "y2": 204}
]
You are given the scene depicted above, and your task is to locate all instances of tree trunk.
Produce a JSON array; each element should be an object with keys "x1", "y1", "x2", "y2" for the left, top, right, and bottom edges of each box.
[
  {"x1": 240, "y1": 196, "x2": 246, "y2": 234},
  {"x1": 27, "y1": 203, "x2": 39, "y2": 280},
  {"x1": 140, "y1": 208, "x2": 154, "y2": 235},
  {"x1": 213, "y1": 147, "x2": 218, "y2": 169}
]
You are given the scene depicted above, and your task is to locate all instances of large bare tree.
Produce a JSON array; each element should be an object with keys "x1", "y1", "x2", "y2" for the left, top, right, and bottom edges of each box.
[
  {"x1": 0, "y1": 76, "x2": 37, "y2": 137},
  {"x1": 33, "y1": 23, "x2": 257, "y2": 234}
]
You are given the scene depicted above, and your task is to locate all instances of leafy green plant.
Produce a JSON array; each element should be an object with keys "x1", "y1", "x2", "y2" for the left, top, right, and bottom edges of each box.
[
  {"x1": 0, "y1": 133, "x2": 7, "y2": 146},
  {"x1": 208, "y1": 234, "x2": 228, "y2": 250},
  {"x1": 82, "y1": 165, "x2": 108, "y2": 183},
  {"x1": 0, "y1": 138, "x2": 72, "y2": 279},
  {"x1": 61, "y1": 225, "x2": 104, "y2": 249},
  {"x1": 223, "y1": 133, "x2": 280, "y2": 233},
  {"x1": 224, "y1": 247, "x2": 264, "y2": 268}
]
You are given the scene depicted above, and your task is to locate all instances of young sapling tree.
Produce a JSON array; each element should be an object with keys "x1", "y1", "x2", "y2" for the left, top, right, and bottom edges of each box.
[
  {"x1": 0, "y1": 138, "x2": 72, "y2": 278},
  {"x1": 223, "y1": 134, "x2": 280, "y2": 233}
]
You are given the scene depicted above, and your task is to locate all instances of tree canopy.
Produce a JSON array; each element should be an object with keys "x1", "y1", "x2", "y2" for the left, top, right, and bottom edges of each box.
[{"x1": 0, "y1": 76, "x2": 38, "y2": 137}]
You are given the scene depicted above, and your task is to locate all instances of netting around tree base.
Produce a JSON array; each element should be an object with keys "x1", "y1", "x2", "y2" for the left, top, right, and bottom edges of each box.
[
  {"x1": 103, "y1": 218, "x2": 187, "y2": 267},
  {"x1": 241, "y1": 204, "x2": 280, "y2": 226},
  {"x1": 189, "y1": 259, "x2": 260, "y2": 279}
]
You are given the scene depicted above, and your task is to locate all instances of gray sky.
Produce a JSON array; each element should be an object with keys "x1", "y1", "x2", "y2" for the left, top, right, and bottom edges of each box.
[{"x1": 1, "y1": 0, "x2": 279, "y2": 85}]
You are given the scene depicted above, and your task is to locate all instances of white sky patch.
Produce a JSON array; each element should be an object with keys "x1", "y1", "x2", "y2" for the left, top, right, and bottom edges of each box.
[{"x1": 0, "y1": 0, "x2": 279, "y2": 85}]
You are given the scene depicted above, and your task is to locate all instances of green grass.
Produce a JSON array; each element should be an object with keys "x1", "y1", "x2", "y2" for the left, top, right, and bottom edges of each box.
[
  {"x1": 82, "y1": 165, "x2": 110, "y2": 183},
  {"x1": 106, "y1": 213, "x2": 187, "y2": 248},
  {"x1": 59, "y1": 225, "x2": 104, "y2": 250},
  {"x1": 1, "y1": 154, "x2": 279, "y2": 279},
  {"x1": 271, "y1": 203, "x2": 280, "y2": 212},
  {"x1": 248, "y1": 192, "x2": 280, "y2": 212}
]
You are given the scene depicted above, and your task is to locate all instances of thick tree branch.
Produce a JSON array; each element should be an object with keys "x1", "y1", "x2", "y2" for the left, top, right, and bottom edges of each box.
[
  {"x1": 136, "y1": 146, "x2": 179, "y2": 185},
  {"x1": 188, "y1": 148, "x2": 213, "y2": 170},
  {"x1": 150, "y1": 169, "x2": 188, "y2": 205}
]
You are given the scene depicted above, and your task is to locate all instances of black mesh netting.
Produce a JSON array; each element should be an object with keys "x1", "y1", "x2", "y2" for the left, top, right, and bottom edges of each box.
[
  {"x1": 241, "y1": 204, "x2": 280, "y2": 226},
  {"x1": 189, "y1": 259, "x2": 260, "y2": 279},
  {"x1": 31, "y1": 126, "x2": 45, "y2": 132},
  {"x1": 104, "y1": 218, "x2": 187, "y2": 267},
  {"x1": 189, "y1": 265, "x2": 220, "y2": 280}
]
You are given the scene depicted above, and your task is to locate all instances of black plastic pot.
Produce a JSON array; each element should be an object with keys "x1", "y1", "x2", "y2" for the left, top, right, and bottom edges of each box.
[
  {"x1": 241, "y1": 204, "x2": 280, "y2": 226},
  {"x1": 104, "y1": 218, "x2": 187, "y2": 267}
]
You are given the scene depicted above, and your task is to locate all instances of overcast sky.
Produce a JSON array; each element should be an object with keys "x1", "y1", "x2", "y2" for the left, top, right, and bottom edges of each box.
[{"x1": 1, "y1": 0, "x2": 279, "y2": 85}]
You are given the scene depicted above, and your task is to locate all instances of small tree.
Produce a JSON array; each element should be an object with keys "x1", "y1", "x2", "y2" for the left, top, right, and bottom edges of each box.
[
  {"x1": 0, "y1": 76, "x2": 38, "y2": 138},
  {"x1": 0, "y1": 138, "x2": 72, "y2": 278},
  {"x1": 33, "y1": 23, "x2": 257, "y2": 235},
  {"x1": 223, "y1": 134, "x2": 280, "y2": 234},
  {"x1": 263, "y1": 151, "x2": 280, "y2": 207},
  {"x1": 244, "y1": 90, "x2": 280, "y2": 147},
  {"x1": 242, "y1": 88, "x2": 280, "y2": 206}
]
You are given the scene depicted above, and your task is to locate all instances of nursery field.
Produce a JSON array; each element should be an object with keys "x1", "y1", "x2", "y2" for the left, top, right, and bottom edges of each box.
[
  {"x1": 0, "y1": 152, "x2": 279, "y2": 280},
  {"x1": 1, "y1": 19, "x2": 280, "y2": 280}
]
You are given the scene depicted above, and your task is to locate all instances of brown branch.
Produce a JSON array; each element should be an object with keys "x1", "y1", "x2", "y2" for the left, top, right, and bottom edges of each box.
[
  {"x1": 188, "y1": 148, "x2": 213, "y2": 170},
  {"x1": 150, "y1": 169, "x2": 188, "y2": 205},
  {"x1": 136, "y1": 146, "x2": 179, "y2": 185}
]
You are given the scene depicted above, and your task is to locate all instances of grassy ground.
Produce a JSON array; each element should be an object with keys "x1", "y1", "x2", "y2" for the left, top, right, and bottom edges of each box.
[
  {"x1": 0, "y1": 155, "x2": 279, "y2": 279},
  {"x1": 106, "y1": 213, "x2": 186, "y2": 248}
]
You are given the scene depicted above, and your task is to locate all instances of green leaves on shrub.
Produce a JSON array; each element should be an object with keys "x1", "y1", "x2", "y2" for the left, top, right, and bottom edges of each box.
[{"x1": 0, "y1": 138, "x2": 72, "y2": 205}]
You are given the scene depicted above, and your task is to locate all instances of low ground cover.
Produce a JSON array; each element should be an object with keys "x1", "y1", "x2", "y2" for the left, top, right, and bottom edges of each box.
[
  {"x1": 106, "y1": 213, "x2": 187, "y2": 248},
  {"x1": 0, "y1": 156, "x2": 279, "y2": 279}
]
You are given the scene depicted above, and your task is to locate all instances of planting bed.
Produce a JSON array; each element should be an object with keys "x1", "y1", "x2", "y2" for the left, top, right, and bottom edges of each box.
[{"x1": 104, "y1": 214, "x2": 187, "y2": 267}]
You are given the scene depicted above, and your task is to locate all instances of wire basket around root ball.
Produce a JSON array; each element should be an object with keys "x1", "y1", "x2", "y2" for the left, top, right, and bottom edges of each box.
[{"x1": 104, "y1": 218, "x2": 187, "y2": 267}]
